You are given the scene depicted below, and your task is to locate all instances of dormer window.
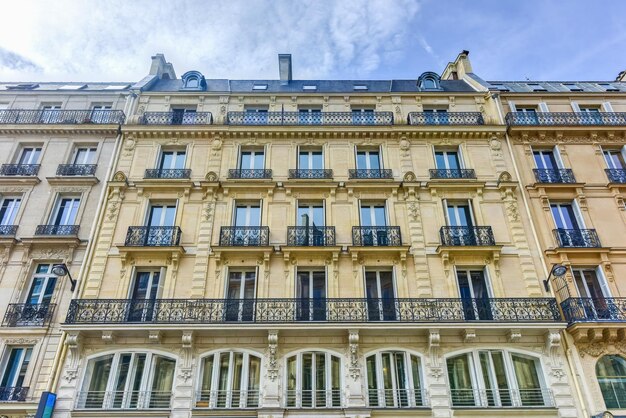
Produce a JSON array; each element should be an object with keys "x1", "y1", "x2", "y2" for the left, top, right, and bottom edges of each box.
[
  {"x1": 180, "y1": 71, "x2": 206, "y2": 91},
  {"x1": 563, "y1": 83, "x2": 583, "y2": 92},
  {"x1": 528, "y1": 83, "x2": 547, "y2": 92},
  {"x1": 417, "y1": 72, "x2": 442, "y2": 91}
]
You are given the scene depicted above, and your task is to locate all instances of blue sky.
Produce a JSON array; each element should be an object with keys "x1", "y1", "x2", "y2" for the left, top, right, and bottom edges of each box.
[{"x1": 0, "y1": 0, "x2": 623, "y2": 82}]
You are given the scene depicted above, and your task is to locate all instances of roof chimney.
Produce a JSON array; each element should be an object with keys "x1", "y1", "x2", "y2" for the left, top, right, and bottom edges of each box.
[
  {"x1": 279, "y1": 54, "x2": 292, "y2": 85},
  {"x1": 616, "y1": 70, "x2": 626, "y2": 82},
  {"x1": 149, "y1": 54, "x2": 177, "y2": 80}
]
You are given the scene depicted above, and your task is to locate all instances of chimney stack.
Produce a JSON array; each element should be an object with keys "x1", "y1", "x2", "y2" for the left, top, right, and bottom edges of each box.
[
  {"x1": 279, "y1": 54, "x2": 292, "y2": 85},
  {"x1": 149, "y1": 54, "x2": 176, "y2": 80},
  {"x1": 616, "y1": 70, "x2": 626, "y2": 82}
]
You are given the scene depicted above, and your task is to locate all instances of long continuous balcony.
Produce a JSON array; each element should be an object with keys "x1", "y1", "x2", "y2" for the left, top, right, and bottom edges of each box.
[
  {"x1": 605, "y1": 169, "x2": 626, "y2": 183},
  {"x1": 287, "y1": 226, "x2": 336, "y2": 246},
  {"x1": 35, "y1": 224, "x2": 79, "y2": 236},
  {"x1": 553, "y1": 228, "x2": 601, "y2": 248},
  {"x1": 348, "y1": 169, "x2": 393, "y2": 179},
  {"x1": 506, "y1": 111, "x2": 626, "y2": 126},
  {"x1": 124, "y1": 226, "x2": 182, "y2": 247},
  {"x1": 144, "y1": 168, "x2": 191, "y2": 179},
  {"x1": 450, "y1": 388, "x2": 554, "y2": 408},
  {"x1": 0, "y1": 164, "x2": 40, "y2": 176},
  {"x1": 228, "y1": 169, "x2": 272, "y2": 179},
  {"x1": 219, "y1": 226, "x2": 270, "y2": 246},
  {"x1": 352, "y1": 226, "x2": 402, "y2": 246},
  {"x1": 440, "y1": 226, "x2": 496, "y2": 246},
  {"x1": 65, "y1": 297, "x2": 561, "y2": 324},
  {"x1": 0, "y1": 109, "x2": 125, "y2": 124},
  {"x1": 561, "y1": 297, "x2": 626, "y2": 323},
  {"x1": 368, "y1": 388, "x2": 428, "y2": 408},
  {"x1": 288, "y1": 169, "x2": 333, "y2": 179},
  {"x1": 533, "y1": 168, "x2": 576, "y2": 183},
  {"x1": 408, "y1": 112, "x2": 484, "y2": 125},
  {"x1": 75, "y1": 390, "x2": 171, "y2": 409},
  {"x1": 140, "y1": 111, "x2": 212, "y2": 125},
  {"x1": 2, "y1": 303, "x2": 55, "y2": 327},
  {"x1": 226, "y1": 111, "x2": 394, "y2": 126},
  {"x1": 0, "y1": 386, "x2": 28, "y2": 402},
  {"x1": 429, "y1": 169, "x2": 476, "y2": 180},
  {"x1": 0, "y1": 225, "x2": 17, "y2": 236},
  {"x1": 56, "y1": 164, "x2": 97, "y2": 176}
]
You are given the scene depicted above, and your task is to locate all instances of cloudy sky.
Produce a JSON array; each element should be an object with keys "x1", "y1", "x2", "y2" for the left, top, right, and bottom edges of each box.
[{"x1": 0, "y1": 0, "x2": 623, "y2": 83}]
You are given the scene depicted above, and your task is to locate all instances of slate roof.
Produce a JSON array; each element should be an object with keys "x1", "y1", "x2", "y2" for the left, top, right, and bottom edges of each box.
[{"x1": 486, "y1": 81, "x2": 626, "y2": 93}]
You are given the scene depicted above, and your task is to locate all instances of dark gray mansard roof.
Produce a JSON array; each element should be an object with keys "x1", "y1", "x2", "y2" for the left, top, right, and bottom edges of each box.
[
  {"x1": 486, "y1": 81, "x2": 626, "y2": 93},
  {"x1": 0, "y1": 82, "x2": 132, "y2": 91}
]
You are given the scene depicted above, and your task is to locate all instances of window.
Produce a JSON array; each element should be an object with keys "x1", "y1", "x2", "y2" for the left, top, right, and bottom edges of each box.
[
  {"x1": 0, "y1": 197, "x2": 20, "y2": 226},
  {"x1": 298, "y1": 202, "x2": 324, "y2": 227},
  {"x1": 286, "y1": 352, "x2": 340, "y2": 408},
  {"x1": 446, "y1": 202, "x2": 473, "y2": 227},
  {"x1": 79, "y1": 352, "x2": 175, "y2": 409},
  {"x1": 243, "y1": 107, "x2": 269, "y2": 124},
  {"x1": 423, "y1": 108, "x2": 449, "y2": 124},
  {"x1": 528, "y1": 84, "x2": 547, "y2": 92},
  {"x1": 0, "y1": 347, "x2": 32, "y2": 400},
  {"x1": 90, "y1": 105, "x2": 112, "y2": 123},
  {"x1": 533, "y1": 149, "x2": 559, "y2": 170},
  {"x1": 296, "y1": 270, "x2": 326, "y2": 321},
  {"x1": 447, "y1": 350, "x2": 548, "y2": 407},
  {"x1": 457, "y1": 269, "x2": 492, "y2": 320},
  {"x1": 298, "y1": 148, "x2": 323, "y2": 170},
  {"x1": 356, "y1": 149, "x2": 381, "y2": 171},
  {"x1": 596, "y1": 355, "x2": 626, "y2": 408},
  {"x1": 359, "y1": 203, "x2": 389, "y2": 246},
  {"x1": 302, "y1": 85, "x2": 317, "y2": 91},
  {"x1": 158, "y1": 150, "x2": 186, "y2": 170},
  {"x1": 170, "y1": 107, "x2": 197, "y2": 125},
  {"x1": 239, "y1": 149, "x2": 265, "y2": 170},
  {"x1": 366, "y1": 351, "x2": 424, "y2": 407},
  {"x1": 58, "y1": 84, "x2": 86, "y2": 90},
  {"x1": 40, "y1": 104, "x2": 61, "y2": 123},
  {"x1": 27, "y1": 264, "x2": 57, "y2": 305},
  {"x1": 181, "y1": 71, "x2": 206, "y2": 91},
  {"x1": 225, "y1": 271, "x2": 256, "y2": 321},
  {"x1": 197, "y1": 351, "x2": 261, "y2": 408},
  {"x1": 604, "y1": 149, "x2": 626, "y2": 170},
  {"x1": 252, "y1": 84, "x2": 268, "y2": 90},
  {"x1": 563, "y1": 83, "x2": 583, "y2": 92},
  {"x1": 417, "y1": 72, "x2": 442, "y2": 91},
  {"x1": 73, "y1": 147, "x2": 97, "y2": 165},
  {"x1": 50, "y1": 196, "x2": 80, "y2": 226},
  {"x1": 17, "y1": 147, "x2": 41, "y2": 165},
  {"x1": 490, "y1": 84, "x2": 510, "y2": 92},
  {"x1": 365, "y1": 270, "x2": 395, "y2": 320},
  {"x1": 353, "y1": 85, "x2": 368, "y2": 91},
  {"x1": 551, "y1": 202, "x2": 582, "y2": 230},
  {"x1": 599, "y1": 83, "x2": 620, "y2": 92},
  {"x1": 435, "y1": 150, "x2": 461, "y2": 170},
  {"x1": 297, "y1": 108, "x2": 322, "y2": 125},
  {"x1": 571, "y1": 268, "x2": 612, "y2": 319},
  {"x1": 128, "y1": 270, "x2": 162, "y2": 322}
]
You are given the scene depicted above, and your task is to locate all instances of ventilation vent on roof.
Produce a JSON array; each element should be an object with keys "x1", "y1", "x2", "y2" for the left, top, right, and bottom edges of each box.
[
  {"x1": 302, "y1": 85, "x2": 317, "y2": 91},
  {"x1": 353, "y1": 85, "x2": 368, "y2": 91},
  {"x1": 58, "y1": 84, "x2": 87, "y2": 90},
  {"x1": 5, "y1": 83, "x2": 39, "y2": 90},
  {"x1": 252, "y1": 84, "x2": 268, "y2": 90}
]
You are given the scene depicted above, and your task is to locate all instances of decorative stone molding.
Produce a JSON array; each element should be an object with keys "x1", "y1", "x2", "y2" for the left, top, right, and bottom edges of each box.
[
  {"x1": 545, "y1": 329, "x2": 562, "y2": 365},
  {"x1": 428, "y1": 367, "x2": 444, "y2": 381},
  {"x1": 578, "y1": 342, "x2": 606, "y2": 358},
  {"x1": 429, "y1": 329, "x2": 441, "y2": 367},
  {"x1": 267, "y1": 330, "x2": 279, "y2": 381},
  {"x1": 179, "y1": 331, "x2": 194, "y2": 382},
  {"x1": 508, "y1": 329, "x2": 522, "y2": 342},
  {"x1": 348, "y1": 330, "x2": 360, "y2": 381},
  {"x1": 463, "y1": 329, "x2": 476, "y2": 343},
  {"x1": 101, "y1": 331, "x2": 115, "y2": 343},
  {"x1": 64, "y1": 332, "x2": 82, "y2": 382},
  {"x1": 4, "y1": 337, "x2": 39, "y2": 345},
  {"x1": 148, "y1": 330, "x2": 162, "y2": 344}
]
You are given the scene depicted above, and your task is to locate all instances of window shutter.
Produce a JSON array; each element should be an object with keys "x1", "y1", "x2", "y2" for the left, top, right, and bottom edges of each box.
[
  {"x1": 595, "y1": 266, "x2": 612, "y2": 298},
  {"x1": 538, "y1": 102, "x2": 550, "y2": 113},
  {"x1": 553, "y1": 146, "x2": 565, "y2": 169},
  {"x1": 571, "y1": 199, "x2": 586, "y2": 229}
]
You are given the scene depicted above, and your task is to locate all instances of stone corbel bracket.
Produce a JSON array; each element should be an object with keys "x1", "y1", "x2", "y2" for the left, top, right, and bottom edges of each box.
[
  {"x1": 64, "y1": 332, "x2": 82, "y2": 382},
  {"x1": 179, "y1": 331, "x2": 194, "y2": 382},
  {"x1": 267, "y1": 330, "x2": 279, "y2": 381},
  {"x1": 348, "y1": 329, "x2": 360, "y2": 381}
]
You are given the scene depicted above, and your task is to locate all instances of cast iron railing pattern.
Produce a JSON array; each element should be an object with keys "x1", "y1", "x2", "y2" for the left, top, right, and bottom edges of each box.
[
  {"x1": 408, "y1": 112, "x2": 484, "y2": 125},
  {"x1": 56, "y1": 164, "x2": 97, "y2": 176},
  {"x1": 0, "y1": 164, "x2": 40, "y2": 176},
  {"x1": 348, "y1": 169, "x2": 393, "y2": 179},
  {"x1": 606, "y1": 169, "x2": 626, "y2": 183},
  {"x1": 561, "y1": 297, "x2": 626, "y2": 323},
  {"x1": 367, "y1": 388, "x2": 428, "y2": 408},
  {"x1": 0, "y1": 386, "x2": 28, "y2": 402},
  {"x1": 288, "y1": 169, "x2": 333, "y2": 179},
  {"x1": 440, "y1": 226, "x2": 496, "y2": 246},
  {"x1": 285, "y1": 389, "x2": 342, "y2": 408},
  {"x1": 429, "y1": 169, "x2": 477, "y2": 179},
  {"x1": 219, "y1": 226, "x2": 270, "y2": 246},
  {"x1": 75, "y1": 390, "x2": 171, "y2": 409},
  {"x1": 35, "y1": 224, "x2": 79, "y2": 236},
  {"x1": 0, "y1": 225, "x2": 17, "y2": 235},
  {"x1": 505, "y1": 111, "x2": 626, "y2": 126},
  {"x1": 195, "y1": 390, "x2": 260, "y2": 409},
  {"x1": 533, "y1": 168, "x2": 576, "y2": 183},
  {"x1": 124, "y1": 226, "x2": 182, "y2": 246},
  {"x1": 352, "y1": 226, "x2": 402, "y2": 246},
  {"x1": 553, "y1": 228, "x2": 601, "y2": 248},
  {"x1": 450, "y1": 388, "x2": 553, "y2": 408},
  {"x1": 287, "y1": 226, "x2": 336, "y2": 246},
  {"x1": 64, "y1": 297, "x2": 561, "y2": 324},
  {"x1": 2, "y1": 303, "x2": 55, "y2": 327},
  {"x1": 144, "y1": 169, "x2": 191, "y2": 179},
  {"x1": 228, "y1": 169, "x2": 273, "y2": 179},
  {"x1": 0, "y1": 109, "x2": 125, "y2": 124},
  {"x1": 140, "y1": 112, "x2": 212, "y2": 125},
  {"x1": 226, "y1": 111, "x2": 394, "y2": 126}
]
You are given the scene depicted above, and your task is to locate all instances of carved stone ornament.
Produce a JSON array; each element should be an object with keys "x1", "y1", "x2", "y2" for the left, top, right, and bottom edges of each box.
[
  {"x1": 348, "y1": 330, "x2": 360, "y2": 381},
  {"x1": 113, "y1": 171, "x2": 127, "y2": 182},
  {"x1": 429, "y1": 329, "x2": 441, "y2": 367},
  {"x1": 498, "y1": 171, "x2": 513, "y2": 183},
  {"x1": 429, "y1": 367, "x2": 443, "y2": 381},
  {"x1": 578, "y1": 342, "x2": 606, "y2": 358},
  {"x1": 549, "y1": 368, "x2": 566, "y2": 382},
  {"x1": 403, "y1": 171, "x2": 416, "y2": 182},
  {"x1": 179, "y1": 331, "x2": 194, "y2": 382},
  {"x1": 267, "y1": 330, "x2": 279, "y2": 381},
  {"x1": 205, "y1": 171, "x2": 218, "y2": 182},
  {"x1": 64, "y1": 332, "x2": 82, "y2": 382},
  {"x1": 545, "y1": 330, "x2": 562, "y2": 366},
  {"x1": 5, "y1": 337, "x2": 39, "y2": 345}
]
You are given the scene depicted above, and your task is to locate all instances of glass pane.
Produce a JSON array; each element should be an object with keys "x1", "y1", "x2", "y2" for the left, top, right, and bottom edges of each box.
[
  {"x1": 382, "y1": 353, "x2": 394, "y2": 406},
  {"x1": 512, "y1": 355, "x2": 541, "y2": 406},
  {"x1": 445, "y1": 152, "x2": 460, "y2": 169},
  {"x1": 240, "y1": 152, "x2": 252, "y2": 169},
  {"x1": 491, "y1": 352, "x2": 511, "y2": 406},
  {"x1": 227, "y1": 273, "x2": 242, "y2": 299},
  {"x1": 160, "y1": 152, "x2": 174, "y2": 169},
  {"x1": 411, "y1": 355, "x2": 422, "y2": 405},
  {"x1": 1, "y1": 348, "x2": 22, "y2": 386},
  {"x1": 367, "y1": 152, "x2": 381, "y2": 169},
  {"x1": 379, "y1": 272, "x2": 394, "y2": 299},
  {"x1": 86, "y1": 355, "x2": 113, "y2": 407},
  {"x1": 302, "y1": 353, "x2": 313, "y2": 407},
  {"x1": 316, "y1": 354, "x2": 326, "y2": 406},
  {"x1": 365, "y1": 272, "x2": 379, "y2": 298},
  {"x1": 356, "y1": 152, "x2": 367, "y2": 170},
  {"x1": 200, "y1": 355, "x2": 214, "y2": 392},
  {"x1": 331, "y1": 356, "x2": 340, "y2": 406},
  {"x1": 132, "y1": 272, "x2": 151, "y2": 299},
  {"x1": 243, "y1": 272, "x2": 256, "y2": 299},
  {"x1": 447, "y1": 355, "x2": 475, "y2": 406},
  {"x1": 287, "y1": 356, "x2": 297, "y2": 407},
  {"x1": 247, "y1": 355, "x2": 261, "y2": 400},
  {"x1": 42, "y1": 277, "x2": 57, "y2": 304},
  {"x1": 217, "y1": 353, "x2": 230, "y2": 407},
  {"x1": 435, "y1": 152, "x2": 446, "y2": 169},
  {"x1": 374, "y1": 206, "x2": 386, "y2": 226},
  {"x1": 597, "y1": 355, "x2": 626, "y2": 409},
  {"x1": 366, "y1": 355, "x2": 378, "y2": 406},
  {"x1": 360, "y1": 206, "x2": 372, "y2": 226},
  {"x1": 150, "y1": 357, "x2": 175, "y2": 408}
]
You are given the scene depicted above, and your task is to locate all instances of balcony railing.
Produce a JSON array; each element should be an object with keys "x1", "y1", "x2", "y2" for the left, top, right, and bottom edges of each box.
[
  {"x1": 368, "y1": 388, "x2": 428, "y2": 408},
  {"x1": 35, "y1": 224, "x2": 79, "y2": 236},
  {"x1": 75, "y1": 390, "x2": 171, "y2": 409},
  {"x1": 287, "y1": 226, "x2": 336, "y2": 246},
  {"x1": 553, "y1": 228, "x2": 601, "y2": 248},
  {"x1": 65, "y1": 297, "x2": 561, "y2": 324},
  {"x1": 56, "y1": 164, "x2": 97, "y2": 176},
  {"x1": 124, "y1": 226, "x2": 182, "y2": 246},
  {"x1": 348, "y1": 169, "x2": 393, "y2": 179},
  {"x1": 506, "y1": 111, "x2": 626, "y2": 126},
  {"x1": 606, "y1": 168, "x2": 626, "y2": 183},
  {"x1": 195, "y1": 390, "x2": 259, "y2": 409},
  {"x1": 0, "y1": 109, "x2": 125, "y2": 125},
  {"x1": 561, "y1": 297, "x2": 626, "y2": 323},
  {"x1": 144, "y1": 168, "x2": 191, "y2": 179},
  {"x1": 450, "y1": 388, "x2": 553, "y2": 408},
  {"x1": 440, "y1": 226, "x2": 495, "y2": 246},
  {"x1": 429, "y1": 169, "x2": 477, "y2": 179},
  {"x1": 352, "y1": 226, "x2": 402, "y2": 246},
  {"x1": 285, "y1": 389, "x2": 342, "y2": 408},
  {"x1": 2, "y1": 303, "x2": 55, "y2": 327},
  {"x1": 140, "y1": 111, "x2": 212, "y2": 125},
  {"x1": 288, "y1": 169, "x2": 333, "y2": 179},
  {"x1": 226, "y1": 111, "x2": 393, "y2": 126},
  {"x1": 219, "y1": 226, "x2": 270, "y2": 246},
  {"x1": 0, "y1": 386, "x2": 28, "y2": 402},
  {"x1": 228, "y1": 169, "x2": 272, "y2": 179},
  {"x1": 408, "y1": 112, "x2": 484, "y2": 125},
  {"x1": 0, "y1": 225, "x2": 17, "y2": 236},
  {"x1": 0, "y1": 164, "x2": 40, "y2": 176},
  {"x1": 533, "y1": 168, "x2": 576, "y2": 183}
]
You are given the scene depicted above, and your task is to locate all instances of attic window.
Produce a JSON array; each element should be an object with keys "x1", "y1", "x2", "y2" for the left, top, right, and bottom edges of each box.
[
  {"x1": 528, "y1": 83, "x2": 547, "y2": 92},
  {"x1": 302, "y1": 85, "x2": 317, "y2": 91},
  {"x1": 491, "y1": 84, "x2": 510, "y2": 92},
  {"x1": 104, "y1": 84, "x2": 130, "y2": 90},
  {"x1": 417, "y1": 71, "x2": 442, "y2": 91},
  {"x1": 563, "y1": 83, "x2": 583, "y2": 92},
  {"x1": 5, "y1": 83, "x2": 39, "y2": 90},
  {"x1": 180, "y1": 71, "x2": 206, "y2": 91},
  {"x1": 252, "y1": 84, "x2": 268, "y2": 90},
  {"x1": 599, "y1": 83, "x2": 620, "y2": 92},
  {"x1": 353, "y1": 85, "x2": 368, "y2": 91},
  {"x1": 58, "y1": 84, "x2": 86, "y2": 90}
]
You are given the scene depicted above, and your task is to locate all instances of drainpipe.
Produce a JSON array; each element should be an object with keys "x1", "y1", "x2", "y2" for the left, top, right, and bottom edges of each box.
[{"x1": 492, "y1": 92, "x2": 589, "y2": 417}]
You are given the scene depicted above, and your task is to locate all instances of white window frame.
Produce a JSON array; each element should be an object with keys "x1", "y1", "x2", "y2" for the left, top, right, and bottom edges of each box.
[
  {"x1": 49, "y1": 195, "x2": 81, "y2": 226},
  {"x1": 285, "y1": 351, "x2": 341, "y2": 408},
  {"x1": 233, "y1": 201, "x2": 262, "y2": 227},
  {"x1": 358, "y1": 201, "x2": 388, "y2": 227},
  {"x1": 355, "y1": 146, "x2": 383, "y2": 170},
  {"x1": 366, "y1": 350, "x2": 424, "y2": 408},
  {"x1": 0, "y1": 346, "x2": 33, "y2": 388},
  {"x1": 0, "y1": 196, "x2": 21, "y2": 225},
  {"x1": 297, "y1": 147, "x2": 324, "y2": 170},
  {"x1": 296, "y1": 200, "x2": 325, "y2": 226},
  {"x1": 454, "y1": 267, "x2": 494, "y2": 299},
  {"x1": 72, "y1": 147, "x2": 97, "y2": 165},
  {"x1": 238, "y1": 147, "x2": 266, "y2": 170},
  {"x1": 146, "y1": 202, "x2": 177, "y2": 227}
]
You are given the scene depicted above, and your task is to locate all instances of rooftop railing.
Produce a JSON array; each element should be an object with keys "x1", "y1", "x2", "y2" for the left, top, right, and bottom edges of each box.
[
  {"x1": 0, "y1": 109, "x2": 125, "y2": 124},
  {"x1": 506, "y1": 111, "x2": 626, "y2": 126}
]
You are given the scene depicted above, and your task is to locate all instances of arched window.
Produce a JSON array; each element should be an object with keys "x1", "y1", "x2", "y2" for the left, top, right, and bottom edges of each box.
[
  {"x1": 286, "y1": 351, "x2": 341, "y2": 408},
  {"x1": 417, "y1": 71, "x2": 442, "y2": 91},
  {"x1": 180, "y1": 71, "x2": 206, "y2": 91},
  {"x1": 596, "y1": 355, "x2": 626, "y2": 408},
  {"x1": 196, "y1": 351, "x2": 261, "y2": 409},
  {"x1": 78, "y1": 352, "x2": 175, "y2": 410},
  {"x1": 366, "y1": 351, "x2": 424, "y2": 408},
  {"x1": 447, "y1": 350, "x2": 549, "y2": 408}
]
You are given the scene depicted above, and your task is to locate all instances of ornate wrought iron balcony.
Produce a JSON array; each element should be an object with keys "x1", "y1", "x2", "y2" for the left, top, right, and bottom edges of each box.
[
  {"x1": 288, "y1": 169, "x2": 333, "y2": 179},
  {"x1": 440, "y1": 226, "x2": 496, "y2": 246},
  {"x1": 144, "y1": 169, "x2": 191, "y2": 179},
  {"x1": 125, "y1": 226, "x2": 182, "y2": 246},
  {"x1": 140, "y1": 111, "x2": 212, "y2": 125},
  {"x1": 450, "y1": 388, "x2": 553, "y2": 408},
  {"x1": 352, "y1": 226, "x2": 402, "y2": 246},
  {"x1": 0, "y1": 164, "x2": 40, "y2": 176},
  {"x1": 228, "y1": 169, "x2": 272, "y2": 179},
  {"x1": 533, "y1": 168, "x2": 576, "y2": 183},
  {"x1": 408, "y1": 112, "x2": 484, "y2": 125},
  {"x1": 506, "y1": 111, "x2": 626, "y2": 126},
  {"x1": 348, "y1": 169, "x2": 393, "y2": 179},
  {"x1": 75, "y1": 390, "x2": 171, "y2": 409},
  {"x1": 287, "y1": 226, "x2": 336, "y2": 246},
  {"x1": 226, "y1": 111, "x2": 394, "y2": 126},
  {"x1": 0, "y1": 386, "x2": 28, "y2": 402},
  {"x1": 429, "y1": 169, "x2": 477, "y2": 179},
  {"x1": 0, "y1": 109, "x2": 125, "y2": 125},
  {"x1": 561, "y1": 297, "x2": 626, "y2": 323},
  {"x1": 64, "y1": 297, "x2": 561, "y2": 324},
  {"x1": 2, "y1": 303, "x2": 55, "y2": 327},
  {"x1": 0, "y1": 225, "x2": 17, "y2": 236},
  {"x1": 606, "y1": 168, "x2": 626, "y2": 183},
  {"x1": 219, "y1": 226, "x2": 270, "y2": 246},
  {"x1": 35, "y1": 224, "x2": 79, "y2": 236},
  {"x1": 553, "y1": 228, "x2": 600, "y2": 248},
  {"x1": 56, "y1": 164, "x2": 97, "y2": 176}
]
